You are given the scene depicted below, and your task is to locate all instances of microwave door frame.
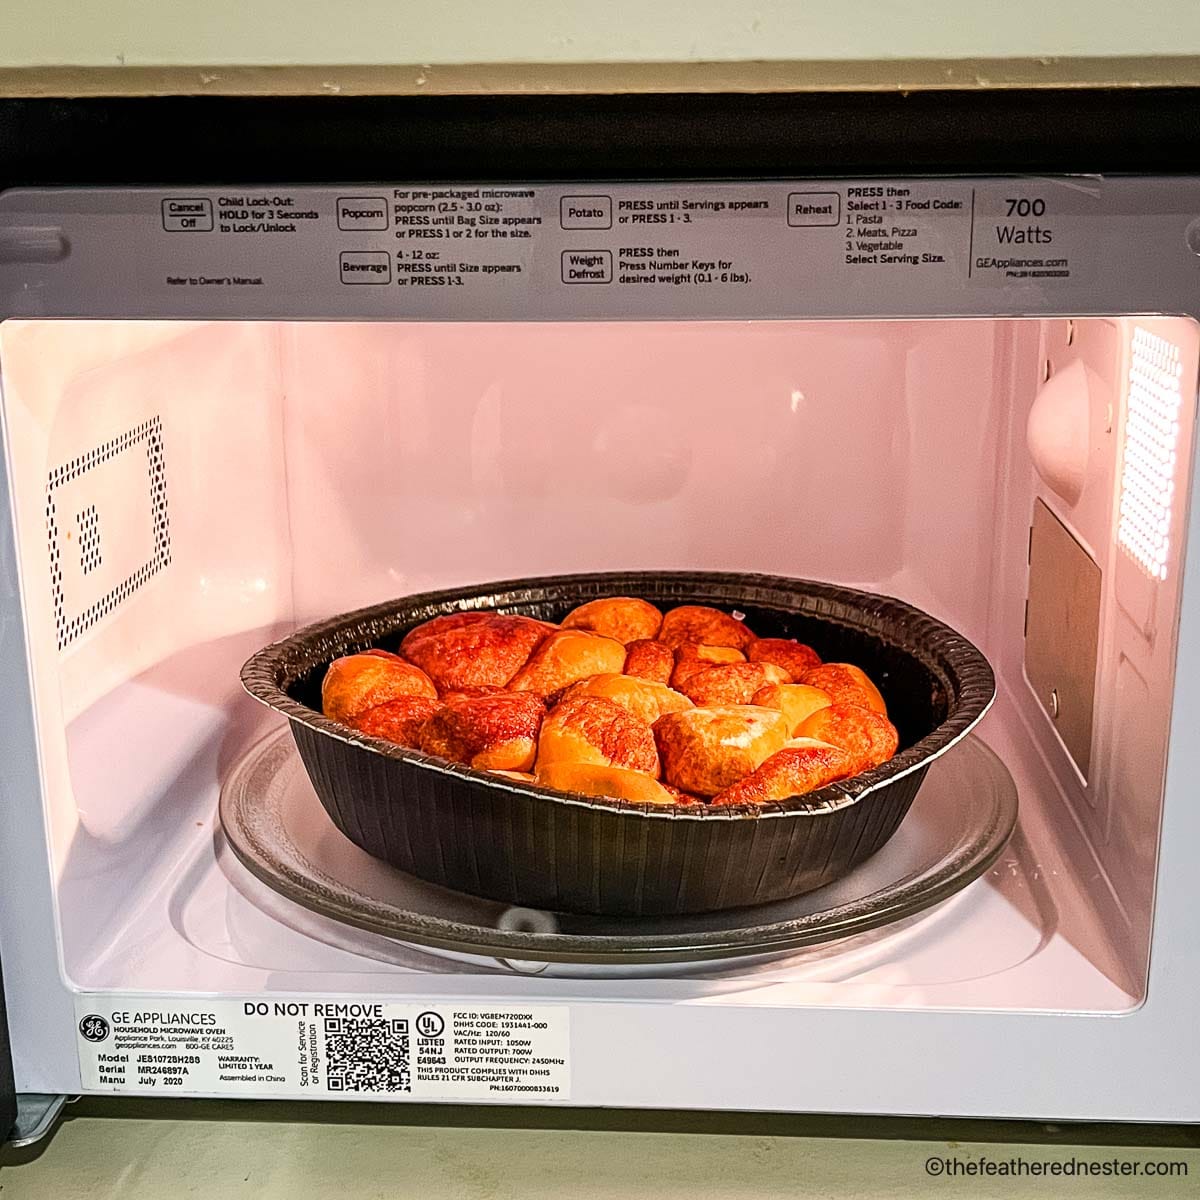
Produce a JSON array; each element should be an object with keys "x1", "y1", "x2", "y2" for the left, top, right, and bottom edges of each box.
[{"x1": 2, "y1": 88, "x2": 1200, "y2": 1127}]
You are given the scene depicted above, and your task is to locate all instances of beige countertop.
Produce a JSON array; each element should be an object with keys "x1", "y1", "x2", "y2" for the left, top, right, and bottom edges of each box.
[
  {"x1": 3, "y1": 1101, "x2": 1198, "y2": 1199},
  {"x1": 4, "y1": 0, "x2": 1200, "y2": 96}
]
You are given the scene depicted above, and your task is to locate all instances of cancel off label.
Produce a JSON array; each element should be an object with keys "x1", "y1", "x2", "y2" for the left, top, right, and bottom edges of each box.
[{"x1": 75, "y1": 997, "x2": 570, "y2": 1100}]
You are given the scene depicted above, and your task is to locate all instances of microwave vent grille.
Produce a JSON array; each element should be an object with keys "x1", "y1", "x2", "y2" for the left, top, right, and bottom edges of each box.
[
  {"x1": 1118, "y1": 327, "x2": 1183, "y2": 582},
  {"x1": 44, "y1": 416, "x2": 171, "y2": 649}
]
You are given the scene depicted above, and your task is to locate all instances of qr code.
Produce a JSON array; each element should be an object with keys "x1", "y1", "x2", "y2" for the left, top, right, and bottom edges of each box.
[{"x1": 324, "y1": 1017, "x2": 411, "y2": 1093}]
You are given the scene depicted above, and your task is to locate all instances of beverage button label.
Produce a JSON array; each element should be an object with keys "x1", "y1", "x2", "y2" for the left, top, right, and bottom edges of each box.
[{"x1": 339, "y1": 251, "x2": 392, "y2": 284}]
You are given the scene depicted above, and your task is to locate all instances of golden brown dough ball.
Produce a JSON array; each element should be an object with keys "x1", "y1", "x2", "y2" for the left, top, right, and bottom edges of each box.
[
  {"x1": 535, "y1": 762, "x2": 675, "y2": 805},
  {"x1": 746, "y1": 637, "x2": 822, "y2": 681},
  {"x1": 350, "y1": 696, "x2": 442, "y2": 748},
  {"x1": 536, "y1": 696, "x2": 659, "y2": 776},
  {"x1": 322, "y1": 653, "x2": 438, "y2": 725},
  {"x1": 669, "y1": 643, "x2": 747, "y2": 690},
  {"x1": 750, "y1": 682, "x2": 834, "y2": 736},
  {"x1": 560, "y1": 596, "x2": 663, "y2": 644},
  {"x1": 418, "y1": 692, "x2": 546, "y2": 772},
  {"x1": 507, "y1": 630, "x2": 627, "y2": 698},
  {"x1": 675, "y1": 662, "x2": 790, "y2": 706},
  {"x1": 658, "y1": 605, "x2": 756, "y2": 651},
  {"x1": 401, "y1": 611, "x2": 555, "y2": 652},
  {"x1": 796, "y1": 703, "x2": 899, "y2": 773},
  {"x1": 401, "y1": 613, "x2": 556, "y2": 691},
  {"x1": 560, "y1": 673, "x2": 693, "y2": 726},
  {"x1": 710, "y1": 738, "x2": 853, "y2": 806},
  {"x1": 802, "y1": 663, "x2": 887, "y2": 715},
  {"x1": 653, "y1": 704, "x2": 788, "y2": 796},
  {"x1": 660, "y1": 782, "x2": 705, "y2": 806},
  {"x1": 622, "y1": 639, "x2": 675, "y2": 685}
]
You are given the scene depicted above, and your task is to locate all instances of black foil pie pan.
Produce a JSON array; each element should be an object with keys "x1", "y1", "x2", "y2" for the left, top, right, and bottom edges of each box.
[{"x1": 241, "y1": 571, "x2": 995, "y2": 917}]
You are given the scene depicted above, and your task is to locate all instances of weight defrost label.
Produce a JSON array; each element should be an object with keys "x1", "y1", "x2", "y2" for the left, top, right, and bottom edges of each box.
[{"x1": 74, "y1": 997, "x2": 570, "y2": 1100}]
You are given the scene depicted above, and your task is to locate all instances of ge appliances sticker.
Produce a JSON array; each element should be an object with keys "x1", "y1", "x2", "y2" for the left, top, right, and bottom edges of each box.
[{"x1": 75, "y1": 997, "x2": 569, "y2": 1100}]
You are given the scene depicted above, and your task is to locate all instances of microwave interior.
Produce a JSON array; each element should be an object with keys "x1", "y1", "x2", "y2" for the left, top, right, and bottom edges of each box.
[{"x1": 0, "y1": 314, "x2": 1194, "y2": 1012}]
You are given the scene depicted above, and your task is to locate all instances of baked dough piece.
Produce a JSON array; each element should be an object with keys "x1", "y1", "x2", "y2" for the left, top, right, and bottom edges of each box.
[
  {"x1": 675, "y1": 662, "x2": 790, "y2": 706},
  {"x1": 669, "y1": 643, "x2": 746, "y2": 690},
  {"x1": 401, "y1": 612, "x2": 556, "y2": 691},
  {"x1": 401, "y1": 610, "x2": 555, "y2": 650},
  {"x1": 560, "y1": 596, "x2": 663, "y2": 644},
  {"x1": 507, "y1": 629, "x2": 627, "y2": 698},
  {"x1": 622, "y1": 639, "x2": 675, "y2": 685},
  {"x1": 658, "y1": 605, "x2": 756, "y2": 651},
  {"x1": 653, "y1": 704, "x2": 789, "y2": 796},
  {"x1": 437, "y1": 685, "x2": 505, "y2": 705},
  {"x1": 661, "y1": 783, "x2": 704, "y2": 806},
  {"x1": 560, "y1": 673, "x2": 693, "y2": 726},
  {"x1": 322, "y1": 653, "x2": 438, "y2": 725},
  {"x1": 536, "y1": 696, "x2": 659, "y2": 775},
  {"x1": 746, "y1": 637, "x2": 822, "y2": 681},
  {"x1": 710, "y1": 738, "x2": 853, "y2": 806},
  {"x1": 350, "y1": 696, "x2": 442, "y2": 748},
  {"x1": 535, "y1": 762, "x2": 675, "y2": 805},
  {"x1": 750, "y1": 682, "x2": 834, "y2": 735},
  {"x1": 418, "y1": 692, "x2": 546, "y2": 772},
  {"x1": 802, "y1": 663, "x2": 887, "y2": 715},
  {"x1": 796, "y1": 703, "x2": 899, "y2": 772}
]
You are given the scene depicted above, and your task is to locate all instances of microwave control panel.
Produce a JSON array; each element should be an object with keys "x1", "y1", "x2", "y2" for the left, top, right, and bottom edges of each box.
[{"x1": 1, "y1": 177, "x2": 1199, "y2": 319}]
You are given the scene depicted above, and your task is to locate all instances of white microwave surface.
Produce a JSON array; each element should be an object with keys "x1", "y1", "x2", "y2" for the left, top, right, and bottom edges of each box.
[{"x1": 3, "y1": 177, "x2": 1200, "y2": 1121}]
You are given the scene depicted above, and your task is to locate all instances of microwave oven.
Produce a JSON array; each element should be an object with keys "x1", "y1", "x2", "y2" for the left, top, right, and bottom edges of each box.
[{"x1": 2, "y1": 89, "x2": 1200, "y2": 1133}]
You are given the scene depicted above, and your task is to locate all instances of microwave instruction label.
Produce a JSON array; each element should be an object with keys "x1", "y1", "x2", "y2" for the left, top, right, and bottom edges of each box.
[
  {"x1": 74, "y1": 997, "x2": 570, "y2": 1100},
  {"x1": 0, "y1": 176, "x2": 1123, "y2": 319},
  {"x1": 213, "y1": 193, "x2": 322, "y2": 236},
  {"x1": 390, "y1": 186, "x2": 539, "y2": 287},
  {"x1": 837, "y1": 183, "x2": 968, "y2": 272},
  {"x1": 604, "y1": 187, "x2": 770, "y2": 289}
]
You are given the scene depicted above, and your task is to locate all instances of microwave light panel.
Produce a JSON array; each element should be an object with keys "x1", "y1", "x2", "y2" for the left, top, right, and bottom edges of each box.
[{"x1": 1118, "y1": 328, "x2": 1184, "y2": 582}]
